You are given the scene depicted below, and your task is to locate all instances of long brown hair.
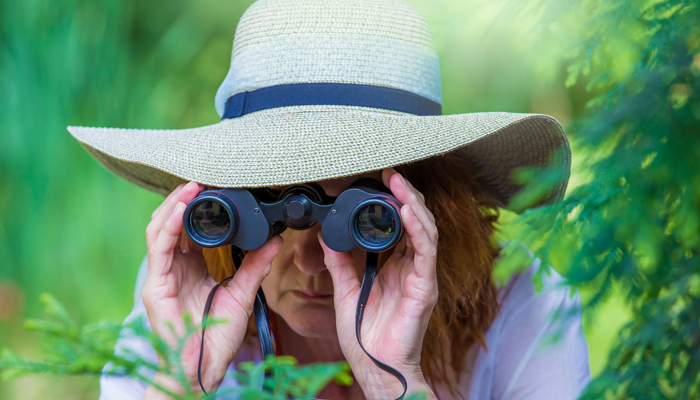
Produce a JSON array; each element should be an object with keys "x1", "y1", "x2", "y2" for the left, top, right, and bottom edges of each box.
[{"x1": 201, "y1": 149, "x2": 501, "y2": 398}]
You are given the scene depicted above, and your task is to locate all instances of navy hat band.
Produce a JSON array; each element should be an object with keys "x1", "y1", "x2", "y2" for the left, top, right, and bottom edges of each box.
[{"x1": 223, "y1": 82, "x2": 443, "y2": 119}]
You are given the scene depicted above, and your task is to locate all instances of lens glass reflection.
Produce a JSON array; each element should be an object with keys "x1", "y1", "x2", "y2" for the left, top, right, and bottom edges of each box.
[
  {"x1": 192, "y1": 200, "x2": 231, "y2": 240},
  {"x1": 355, "y1": 204, "x2": 396, "y2": 245}
]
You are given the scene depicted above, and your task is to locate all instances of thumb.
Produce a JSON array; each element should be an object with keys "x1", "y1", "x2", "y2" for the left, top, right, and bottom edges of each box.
[
  {"x1": 317, "y1": 232, "x2": 361, "y2": 304},
  {"x1": 224, "y1": 236, "x2": 283, "y2": 314}
]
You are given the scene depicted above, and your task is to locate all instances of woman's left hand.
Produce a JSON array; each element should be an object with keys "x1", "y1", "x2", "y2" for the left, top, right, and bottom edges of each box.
[{"x1": 318, "y1": 167, "x2": 439, "y2": 400}]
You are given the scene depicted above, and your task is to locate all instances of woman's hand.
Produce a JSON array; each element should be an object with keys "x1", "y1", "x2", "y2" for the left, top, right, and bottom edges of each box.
[
  {"x1": 141, "y1": 181, "x2": 283, "y2": 398},
  {"x1": 319, "y1": 168, "x2": 439, "y2": 400}
]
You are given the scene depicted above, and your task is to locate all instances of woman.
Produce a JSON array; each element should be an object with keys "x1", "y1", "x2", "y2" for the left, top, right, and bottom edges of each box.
[{"x1": 67, "y1": 0, "x2": 590, "y2": 398}]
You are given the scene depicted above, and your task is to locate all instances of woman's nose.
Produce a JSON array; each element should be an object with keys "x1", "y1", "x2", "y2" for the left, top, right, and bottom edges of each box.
[{"x1": 292, "y1": 225, "x2": 328, "y2": 276}]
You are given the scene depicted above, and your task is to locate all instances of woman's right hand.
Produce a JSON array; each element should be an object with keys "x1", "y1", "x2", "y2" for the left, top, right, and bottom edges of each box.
[{"x1": 141, "y1": 181, "x2": 283, "y2": 398}]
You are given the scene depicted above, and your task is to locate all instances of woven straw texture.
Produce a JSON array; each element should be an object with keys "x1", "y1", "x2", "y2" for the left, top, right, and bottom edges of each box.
[
  {"x1": 214, "y1": 33, "x2": 442, "y2": 117},
  {"x1": 68, "y1": 105, "x2": 569, "y2": 208},
  {"x1": 214, "y1": 0, "x2": 442, "y2": 116},
  {"x1": 67, "y1": 0, "x2": 571, "y2": 210},
  {"x1": 231, "y1": 0, "x2": 435, "y2": 57}
]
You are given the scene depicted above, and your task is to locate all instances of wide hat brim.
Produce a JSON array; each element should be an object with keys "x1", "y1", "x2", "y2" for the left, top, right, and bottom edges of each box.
[{"x1": 67, "y1": 104, "x2": 570, "y2": 210}]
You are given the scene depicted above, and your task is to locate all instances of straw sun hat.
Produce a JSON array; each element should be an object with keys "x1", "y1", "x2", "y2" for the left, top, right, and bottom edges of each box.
[{"x1": 67, "y1": 0, "x2": 571, "y2": 210}]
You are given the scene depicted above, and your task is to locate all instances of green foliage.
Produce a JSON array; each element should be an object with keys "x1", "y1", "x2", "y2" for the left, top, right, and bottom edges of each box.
[
  {"x1": 0, "y1": 294, "x2": 428, "y2": 399},
  {"x1": 0, "y1": 293, "x2": 123, "y2": 381},
  {"x1": 7, "y1": 0, "x2": 693, "y2": 396},
  {"x1": 0, "y1": 0, "x2": 254, "y2": 395},
  {"x1": 502, "y1": 0, "x2": 700, "y2": 398},
  {"x1": 0, "y1": 293, "x2": 160, "y2": 389},
  {"x1": 0, "y1": 294, "x2": 366, "y2": 400}
]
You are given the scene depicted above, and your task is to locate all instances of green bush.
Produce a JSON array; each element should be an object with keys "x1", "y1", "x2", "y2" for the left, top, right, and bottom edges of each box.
[
  {"x1": 0, "y1": 294, "x2": 428, "y2": 400},
  {"x1": 502, "y1": 0, "x2": 700, "y2": 398}
]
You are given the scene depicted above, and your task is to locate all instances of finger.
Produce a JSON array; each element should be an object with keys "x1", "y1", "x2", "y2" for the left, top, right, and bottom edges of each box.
[
  {"x1": 224, "y1": 236, "x2": 283, "y2": 313},
  {"x1": 151, "y1": 182, "x2": 186, "y2": 221},
  {"x1": 388, "y1": 173, "x2": 438, "y2": 243},
  {"x1": 408, "y1": 201, "x2": 438, "y2": 244},
  {"x1": 403, "y1": 175, "x2": 425, "y2": 203},
  {"x1": 147, "y1": 182, "x2": 189, "y2": 248},
  {"x1": 402, "y1": 228, "x2": 414, "y2": 259},
  {"x1": 401, "y1": 204, "x2": 437, "y2": 282},
  {"x1": 148, "y1": 201, "x2": 188, "y2": 279},
  {"x1": 394, "y1": 174, "x2": 430, "y2": 223},
  {"x1": 392, "y1": 229, "x2": 409, "y2": 258},
  {"x1": 317, "y1": 233, "x2": 361, "y2": 304},
  {"x1": 402, "y1": 178, "x2": 436, "y2": 227},
  {"x1": 153, "y1": 181, "x2": 201, "y2": 229},
  {"x1": 384, "y1": 168, "x2": 424, "y2": 201},
  {"x1": 381, "y1": 167, "x2": 398, "y2": 189},
  {"x1": 146, "y1": 181, "x2": 202, "y2": 248}
]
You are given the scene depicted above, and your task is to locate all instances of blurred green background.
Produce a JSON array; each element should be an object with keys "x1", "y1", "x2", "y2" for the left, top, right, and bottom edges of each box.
[{"x1": 0, "y1": 0, "x2": 630, "y2": 398}]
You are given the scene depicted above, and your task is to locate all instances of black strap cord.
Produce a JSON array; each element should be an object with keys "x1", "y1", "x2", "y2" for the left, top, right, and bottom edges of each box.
[
  {"x1": 197, "y1": 248, "x2": 406, "y2": 400},
  {"x1": 356, "y1": 252, "x2": 407, "y2": 400},
  {"x1": 197, "y1": 245, "x2": 276, "y2": 395}
]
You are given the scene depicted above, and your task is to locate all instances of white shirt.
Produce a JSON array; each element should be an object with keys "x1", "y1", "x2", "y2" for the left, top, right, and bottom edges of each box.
[{"x1": 99, "y1": 250, "x2": 590, "y2": 399}]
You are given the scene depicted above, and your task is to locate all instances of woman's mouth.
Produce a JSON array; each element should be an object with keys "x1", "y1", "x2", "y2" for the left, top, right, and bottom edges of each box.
[{"x1": 293, "y1": 290, "x2": 334, "y2": 301}]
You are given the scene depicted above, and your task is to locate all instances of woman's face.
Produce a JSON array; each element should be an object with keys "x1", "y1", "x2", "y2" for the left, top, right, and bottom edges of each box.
[{"x1": 260, "y1": 170, "x2": 384, "y2": 338}]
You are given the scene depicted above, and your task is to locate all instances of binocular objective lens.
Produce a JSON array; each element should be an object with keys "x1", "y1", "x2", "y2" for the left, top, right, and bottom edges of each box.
[
  {"x1": 354, "y1": 204, "x2": 396, "y2": 245},
  {"x1": 191, "y1": 200, "x2": 231, "y2": 240}
]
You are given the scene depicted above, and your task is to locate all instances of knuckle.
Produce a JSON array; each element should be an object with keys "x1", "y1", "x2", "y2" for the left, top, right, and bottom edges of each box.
[
  {"x1": 162, "y1": 214, "x2": 180, "y2": 235},
  {"x1": 426, "y1": 246, "x2": 438, "y2": 261},
  {"x1": 429, "y1": 289, "x2": 439, "y2": 308},
  {"x1": 146, "y1": 219, "x2": 158, "y2": 232},
  {"x1": 146, "y1": 243, "x2": 157, "y2": 258},
  {"x1": 145, "y1": 224, "x2": 156, "y2": 243},
  {"x1": 162, "y1": 216, "x2": 174, "y2": 232},
  {"x1": 141, "y1": 287, "x2": 154, "y2": 308}
]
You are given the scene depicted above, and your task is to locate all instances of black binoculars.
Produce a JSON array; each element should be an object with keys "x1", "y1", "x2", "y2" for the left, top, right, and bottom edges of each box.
[{"x1": 183, "y1": 178, "x2": 405, "y2": 253}]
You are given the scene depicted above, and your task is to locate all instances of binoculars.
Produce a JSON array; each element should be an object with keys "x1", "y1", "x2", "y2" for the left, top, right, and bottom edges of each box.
[{"x1": 183, "y1": 178, "x2": 405, "y2": 253}]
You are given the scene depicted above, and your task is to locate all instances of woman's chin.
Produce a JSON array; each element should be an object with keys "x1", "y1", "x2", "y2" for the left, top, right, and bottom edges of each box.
[{"x1": 283, "y1": 304, "x2": 337, "y2": 338}]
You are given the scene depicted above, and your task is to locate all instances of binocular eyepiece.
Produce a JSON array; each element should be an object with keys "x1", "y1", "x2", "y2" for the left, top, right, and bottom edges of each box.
[{"x1": 183, "y1": 179, "x2": 404, "y2": 253}]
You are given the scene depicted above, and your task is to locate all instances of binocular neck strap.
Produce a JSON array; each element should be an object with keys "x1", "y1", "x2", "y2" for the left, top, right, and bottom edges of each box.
[
  {"x1": 356, "y1": 252, "x2": 408, "y2": 400},
  {"x1": 198, "y1": 247, "x2": 406, "y2": 400},
  {"x1": 197, "y1": 246, "x2": 277, "y2": 395},
  {"x1": 230, "y1": 246, "x2": 278, "y2": 358}
]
